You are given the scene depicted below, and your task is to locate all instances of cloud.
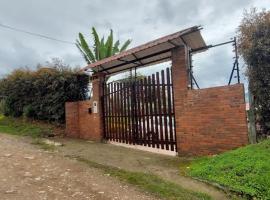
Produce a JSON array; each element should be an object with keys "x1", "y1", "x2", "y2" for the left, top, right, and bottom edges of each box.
[{"x1": 0, "y1": 0, "x2": 269, "y2": 87}]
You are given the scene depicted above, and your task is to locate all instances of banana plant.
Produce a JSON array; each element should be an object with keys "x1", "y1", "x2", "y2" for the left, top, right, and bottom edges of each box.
[{"x1": 76, "y1": 27, "x2": 131, "y2": 65}]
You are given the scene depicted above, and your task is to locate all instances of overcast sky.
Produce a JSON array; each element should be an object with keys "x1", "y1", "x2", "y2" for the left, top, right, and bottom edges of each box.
[{"x1": 0, "y1": 0, "x2": 269, "y2": 88}]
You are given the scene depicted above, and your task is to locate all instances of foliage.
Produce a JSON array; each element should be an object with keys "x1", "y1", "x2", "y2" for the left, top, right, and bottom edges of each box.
[
  {"x1": 0, "y1": 59, "x2": 89, "y2": 123},
  {"x1": 0, "y1": 114, "x2": 54, "y2": 138},
  {"x1": 76, "y1": 27, "x2": 131, "y2": 66},
  {"x1": 72, "y1": 156, "x2": 211, "y2": 200},
  {"x1": 189, "y1": 140, "x2": 270, "y2": 199},
  {"x1": 237, "y1": 8, "x2": 270, "y2": 136},
  {"x1": 23, "y1": 105, "x2": 35, "y2": 118},
  {"x1": 0, "y1": 99, "x2": 10, "y2": 116}
]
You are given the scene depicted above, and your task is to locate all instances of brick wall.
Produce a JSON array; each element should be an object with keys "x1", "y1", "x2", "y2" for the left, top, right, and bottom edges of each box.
[
  {"x1": 172, "y1": 46, "x2": 248, "y2": 156},
  {"x1": 65, "y1": 100, "x2": 103, "y2": 140},
  {"x1": 177, "y1": 84, "x2": 248, "y2": 155},
  {"x1": 65, "y1": 73, "x2": 105, "y2": 141},
  {"x1": 65, "y1": 102, "x2": 79, "y2": 137}
]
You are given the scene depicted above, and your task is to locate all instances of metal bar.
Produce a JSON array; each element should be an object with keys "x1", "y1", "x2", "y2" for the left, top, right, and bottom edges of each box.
[
  {"x1": 170, "y1": 67, "x2": 177, "y2": 152},
  {"x1": 118, "y1": 58, "x2": 141, "y2": 66},
  {"x1": 99, "y1": 48, "x2": 172, "y2": 73},
  {"x1": 188, "y1": 49, "x2": 193, "y2": 89},
  {"x1": 228, "y1": 37, "x2": 240, "y2": 85},
  {"x1": 107, "y1": 56, "x2": 171, "y2": 75},
  {"x1": 190, "y1": 39, "x2": 234, "y2": 54},
  {"x1": 191, "y1": 72, "x2": 200, "y2": 89}
]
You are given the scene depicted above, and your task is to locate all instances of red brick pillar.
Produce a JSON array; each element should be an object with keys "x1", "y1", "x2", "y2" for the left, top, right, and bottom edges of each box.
[
  {"x1": 171, "y1": 46, "x2": 189, "y2": 154},
  {"x1": 90, "y1": 72, "x2": 106, "y2": 140}
]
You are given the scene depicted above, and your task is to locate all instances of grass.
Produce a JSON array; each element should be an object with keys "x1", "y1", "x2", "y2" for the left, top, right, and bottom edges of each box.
[
  {"x1": 67, "y1": 155, "x2": 211, "y2": 200},
  {"x1": 0, "y1": 114, "x2": 53, "y2": 138},
  {"x1": 31, "y1": 139, "x2": 56, "y2": 151},
  {"x1": 188, "y1": 140, "x2": 270, "y2": 200}
]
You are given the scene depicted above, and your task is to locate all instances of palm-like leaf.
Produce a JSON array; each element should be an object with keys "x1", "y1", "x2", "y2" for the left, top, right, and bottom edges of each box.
[
  {"x1": 76, "y1": 42, "x2": 91, "y2": 64},
  {"x1": 105, "y1": 29, "x2": 113, "y2": 57},
  {"x1": 92, "y1": 27, "x2": 100, "y2": 60},
  {"x1": 77, "y1": 33, "x2": 96, "y2": 63},
  {"x1": 76, "y1": 27, "x2": 131, "y2": 64},
  {"x1": 120, "y1": 39, "x2": 132, "y2": 52},
  {"x1": 113, "y1": 40, "x2": 120, "y2": 54}
]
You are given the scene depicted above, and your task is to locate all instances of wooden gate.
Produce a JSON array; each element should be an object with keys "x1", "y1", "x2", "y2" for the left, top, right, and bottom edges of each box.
[{"x1": 103, "y1": 67, "x2": 177, "y2": 151}]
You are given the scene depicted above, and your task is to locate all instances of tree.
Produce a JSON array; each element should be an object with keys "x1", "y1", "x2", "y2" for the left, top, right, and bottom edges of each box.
[
  {"x1": 237, "y1": 8, "x2": 270, "y2": 137},
  {"x1": 76, "y1": 27, "x2": 131, "y2": 66}
]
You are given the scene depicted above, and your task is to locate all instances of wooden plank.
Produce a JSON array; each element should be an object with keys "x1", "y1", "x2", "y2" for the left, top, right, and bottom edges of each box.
[
  {"x1": 148, "y1": 76, "x2": 154, "y2": 147},
  {"x1": 109, "y1": 83, "x2": 113, "y2": 140},
  {"x1": 127, "y1": 81, "x2": 132, "y2": 144},
  {"x1": 116, "y1": 82, "x2": 120, "y2": 142},
  {"x1": 150, "y1": 74, "x2": 156, "y2": 147},
  {"x1": 104, "y1": 83, "x2": 108, "y2": 139},
  {"x1": 113, "y1": 82, "x2": 117, "y2": 141},
  {"x1": 117, "y1": 82, "x2": 122, "y2": 143},
  {"x1": 141, "y1": 78, "x2": 147, "y2": 146},
  {"x1": 135, "y1": 80, "x2": 141, "y2": 144},
  {"x1": 145, "y1": 77, "x2": 151, "y2": 147},
  {"x1": 156, "y1": 72, "x2": 164, "y2": 149},
  {"x1": 161, "y1": 70, "x2": 169, "y2": 150},
  {"x1": 152, "y1": 73, "x2": 159, "y2": 149},
  {"x1": 120, "y1": 82, "x2": 125, "y2": 143},
  {"x1": 108, "y1": 83, "x2": 112, "y2": 140},
  {"x1": 166, "y1": 67, "x2": 174, "y2": 151},
  {"x1": 123, "y1": 82, "x2": 128, "y2": 143},
  {"x1": 131, "y1": 81, "x2": 136, "y2": 145}
]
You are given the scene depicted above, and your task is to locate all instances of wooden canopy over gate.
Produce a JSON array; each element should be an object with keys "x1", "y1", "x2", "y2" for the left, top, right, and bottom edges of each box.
[{"x1": 82, "y1": 26, "x2": 206, "y2": 75}]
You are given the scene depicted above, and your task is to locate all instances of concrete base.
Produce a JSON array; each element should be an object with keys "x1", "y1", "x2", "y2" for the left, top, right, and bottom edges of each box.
[{"x1": 108, "y1": 141, "x2": 177, "y2": 156}]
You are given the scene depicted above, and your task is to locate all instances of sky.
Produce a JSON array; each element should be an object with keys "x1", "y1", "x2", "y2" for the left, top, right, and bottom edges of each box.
[{"x1": 0, "y1": 0, "x2": 269, "y2": 88}]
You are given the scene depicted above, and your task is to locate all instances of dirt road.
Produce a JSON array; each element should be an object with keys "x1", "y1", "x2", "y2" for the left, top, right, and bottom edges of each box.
[{"x1": 0, "y1": 134, "x2": 157, "y2": 200}]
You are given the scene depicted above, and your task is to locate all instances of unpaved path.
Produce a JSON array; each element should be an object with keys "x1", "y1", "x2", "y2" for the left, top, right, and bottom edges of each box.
[
  {"x1": 55, "y1": 138, "x2": 230, "y2": 200},
  {"x1": 0, "y1": 134, "x2": 157, "y2": 200}
]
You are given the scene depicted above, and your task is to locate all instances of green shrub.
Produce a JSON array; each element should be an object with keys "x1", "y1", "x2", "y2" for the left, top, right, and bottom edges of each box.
[
  {"x1": 23, "y1": 105, "x2": 36, "y2": 118},
  {"x1": 0, "y1": 59, "x2": 89, "y2": 123},
  {"x1": 0, "y1": 99, "x2": 9, "y2": 116}
]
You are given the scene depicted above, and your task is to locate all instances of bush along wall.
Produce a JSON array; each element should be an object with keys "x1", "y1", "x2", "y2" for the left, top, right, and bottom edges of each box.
[{"x1": 0, "y1": 61, "x2": 89, "y2": 123}]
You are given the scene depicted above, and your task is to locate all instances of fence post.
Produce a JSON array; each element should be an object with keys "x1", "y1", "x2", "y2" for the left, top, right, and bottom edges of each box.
[
  {"x1": 248, "y1": 91, "x2": 257, "y2": 144},
  {"x1": 91, "y1": 72, "x2": 106, "y2": 140},
  {"x1": 171, "y1": 46, "x2": 189, "y2": 154}
]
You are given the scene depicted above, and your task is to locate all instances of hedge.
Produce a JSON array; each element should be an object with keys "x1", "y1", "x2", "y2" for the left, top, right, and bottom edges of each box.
[{"x1": 0, "y1": 62, "x2": 89, "y2": 123}]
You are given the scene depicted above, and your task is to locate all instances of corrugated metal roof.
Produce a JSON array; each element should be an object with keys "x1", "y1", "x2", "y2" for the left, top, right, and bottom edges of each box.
[{"x1": 82, "y1": 26, "x2": 206, "y2": 74}]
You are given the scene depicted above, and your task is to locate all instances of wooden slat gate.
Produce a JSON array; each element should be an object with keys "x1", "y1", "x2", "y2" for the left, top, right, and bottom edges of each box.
[{"x1": 103, "y1": 67, "x2": 177, "y2": 151}]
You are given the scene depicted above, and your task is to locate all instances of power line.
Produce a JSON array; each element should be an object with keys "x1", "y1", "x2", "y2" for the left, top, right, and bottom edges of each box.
[{"x1": 0, "y1": 22, "x2": 76, "y2": 45}]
